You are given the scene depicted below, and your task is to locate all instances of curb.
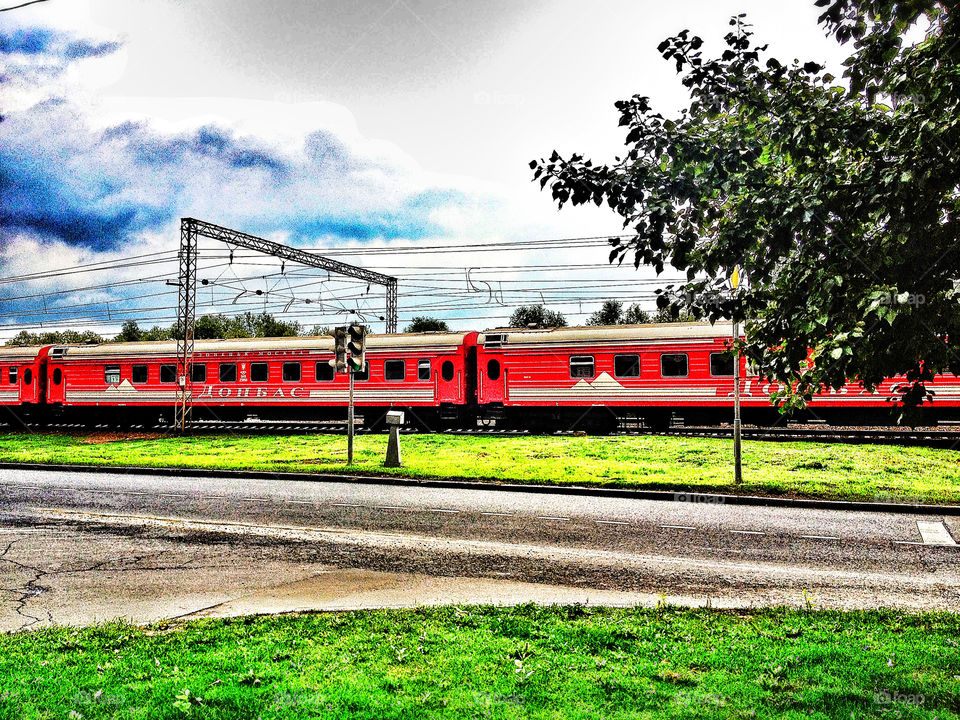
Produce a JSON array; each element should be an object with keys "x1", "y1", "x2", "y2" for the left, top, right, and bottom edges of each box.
[{"x1": 0, "y1": 461, "x2": 958, "y2": 516}]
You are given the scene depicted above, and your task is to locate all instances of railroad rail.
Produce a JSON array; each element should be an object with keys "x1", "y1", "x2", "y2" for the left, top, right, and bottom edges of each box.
[
  {"x1": 658, "y1": 426, "x2": 960, "y2": 448},
  {"x1": 6, "y1": 420, "x2": 960, "y2": 447}
]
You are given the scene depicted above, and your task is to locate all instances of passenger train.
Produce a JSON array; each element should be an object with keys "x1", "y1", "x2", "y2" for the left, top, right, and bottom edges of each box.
[{"x1": 0, "y1": 323, "x2": 957, "y2": 431}]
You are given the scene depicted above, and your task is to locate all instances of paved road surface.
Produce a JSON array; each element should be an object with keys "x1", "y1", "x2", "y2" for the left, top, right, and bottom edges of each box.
[{"x1": 0, "y1": 468, "x2": 957, "y2": 629}]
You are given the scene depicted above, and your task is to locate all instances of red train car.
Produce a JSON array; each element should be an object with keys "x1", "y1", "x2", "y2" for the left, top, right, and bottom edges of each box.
[
  {"x1": 7, "y1": 321, "x2": 959, "y2": 431},
  {"x1": 46, "y1": 332, "x2": 479, "y2": 427},
  {"x1": 0, "y1": 345, "x2": 49, "y2": 420},
  {"x1": 475, "y1": 323, "x2": 960, "y2": 430}
]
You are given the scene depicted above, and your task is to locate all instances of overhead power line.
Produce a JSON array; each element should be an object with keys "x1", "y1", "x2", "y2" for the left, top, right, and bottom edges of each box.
[{"x1": 0, "y1": 0, "x2": 51, "y2": 11}]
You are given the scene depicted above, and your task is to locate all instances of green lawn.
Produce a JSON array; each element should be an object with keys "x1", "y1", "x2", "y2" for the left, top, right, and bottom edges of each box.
[
  {"x1": 1, "y1": 431, "x2": 959, "y2": 504},
  {"x1": 0, "y1": 606, "x2": 956, "y2": 719}
]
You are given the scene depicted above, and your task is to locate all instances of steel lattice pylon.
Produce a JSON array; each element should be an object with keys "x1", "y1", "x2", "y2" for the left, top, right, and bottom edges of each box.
[
  {"x1": 173, "y1": 218, "x2": 399, "y2": 430},
  {"x1": 174, "y1": 221, "x2": 198, "y2": 429}
]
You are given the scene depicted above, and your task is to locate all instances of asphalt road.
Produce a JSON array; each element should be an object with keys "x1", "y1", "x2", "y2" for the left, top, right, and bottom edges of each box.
[{"x1": 0, "y1": 467, "x2": 958, "y2": 629}]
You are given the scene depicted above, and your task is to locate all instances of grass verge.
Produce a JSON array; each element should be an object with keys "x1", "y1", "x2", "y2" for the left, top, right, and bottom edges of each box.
[
  {"x1": 1, "y1": 431, "x2": 959, "y2": 505},
  {"x1": 0, "y1": 606, "x2": 957, "y2": 719}
]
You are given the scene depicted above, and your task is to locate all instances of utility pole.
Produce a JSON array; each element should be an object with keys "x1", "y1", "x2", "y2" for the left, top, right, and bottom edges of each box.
[
  {"x1": 174, "y1": 219, "x2": 397, "y2": 431},
  {"x1": 731, "y1": 267, "x2": 742, "y2": 485}
]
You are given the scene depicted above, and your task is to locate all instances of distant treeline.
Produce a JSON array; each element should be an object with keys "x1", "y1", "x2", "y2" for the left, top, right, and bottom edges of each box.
[
  {"x1": 5, "y1": 303, "x2": 681, "y2": 346},
  {"x1": 5, "y1": 313, "x2": 328, "y2": 347}
]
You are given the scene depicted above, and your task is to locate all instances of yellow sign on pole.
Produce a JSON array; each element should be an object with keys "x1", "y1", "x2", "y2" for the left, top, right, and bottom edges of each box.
[{"x1": 731, "y1": 266, "x2": 740, "y2": 289}]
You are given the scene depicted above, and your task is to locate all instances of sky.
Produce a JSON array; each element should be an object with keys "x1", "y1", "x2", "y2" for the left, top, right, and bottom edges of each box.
[{"x1": 0, "y1": 0, "x2": 852, "y2": 336}]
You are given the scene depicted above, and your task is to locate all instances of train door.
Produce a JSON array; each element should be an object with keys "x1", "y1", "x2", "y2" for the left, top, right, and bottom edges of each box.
[
  {"x1": 482, "y1": 355, "x2": 506, "y2": 404},
  {"x1": 437, "y1": 356, "x2": 461, "y2": 402},
  {"x1": 45, "y1": 348, "x2": 67, "y2": 404},
  {"x1": 19, "y1": 364, "x2": 35, "y2": 404}
]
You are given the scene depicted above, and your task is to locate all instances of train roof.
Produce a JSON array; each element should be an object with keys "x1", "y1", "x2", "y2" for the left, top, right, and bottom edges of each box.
[
  {"x1": 477, "y1": 322, "x2": 734, "y2": 345},
  {"x1": 0, "y1": 345, "x2": 44, "y2": 361},
  {"x1": 53, "y1": 332, "x2": 475, "y2": 359}
]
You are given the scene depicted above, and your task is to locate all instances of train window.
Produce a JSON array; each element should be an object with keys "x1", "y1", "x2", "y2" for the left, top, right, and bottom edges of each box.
[
  {"x1": 614, "y1": 355, "x2": 641, "y2": 378},
  {"x1": 104, "y1": 366, "x2": 121, "y2": 385},
  {"x1": 315, "y1": 361, "x2": 335, "y2": 382},
  {"x1": 8, "y1": 367, "x2": 16, "y2": 384},
  {"x1": 710, "y1": 352, "x2": 734, "y2": 377},
  {"x1": 384, "y1": 360, "x2": 405, "y2": 381},
  {"x1": 219, "y1": 363, "x2": 237, "y2": 383},
  {"x1": 131, "y1": 365, "x2": 148, "y2": 384},
  {"x1": 418, "y1": 359, "x2": 431, "y2": 381},
  {"x1": 441, "y1": 360, "x2": 454, "y2": 382},
  {"x1": 52, "y1": 368, "x2": 63, "y2": 386},
  {"x1": 570, "y1": 356, "x2": 595, "y2": 379},
  {"x1": 160, "y1": 364, "x2": 176, "y2": 383},
  {"x1": 487, "y1": 359, "x2": 501, "y2": 381},
  {"x1": 354, "y1": 362, "x2": 369, "y2": 381},
  {"x1": 23, "y1": 368, "x2": 32, "y2": 385},
  {"x1": 282, "y1": 362, "x2": 301, "y2": 382},
  {"x1": 661, "y1": 353, "x2": 689, "y2": 377},
  {"x1": 250, "y1": 362, "x2": 268, "y2": 382},
  {"x1": 190, "y1": 364, "x2": 206, "y2": 383},
  {"x1": 0, "y1": 367, "x2": 4, "y2": 383}
]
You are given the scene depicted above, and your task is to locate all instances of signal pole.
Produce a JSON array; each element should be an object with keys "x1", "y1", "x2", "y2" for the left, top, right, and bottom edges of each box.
[
  {"x1": 345, "y1": 324, "x2": 368, "y2": 466},
  {"x1": 348, "y1": 364, "x2": 355, "y2": 464},
  {"x1": 731, "y1": 267, "x2": 742, "y2": 485}
]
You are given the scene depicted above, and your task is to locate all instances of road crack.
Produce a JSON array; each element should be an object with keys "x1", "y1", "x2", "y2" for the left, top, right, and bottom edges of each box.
[{"x1": 0, "y1": 540, "x2": 49, "y2": 630}]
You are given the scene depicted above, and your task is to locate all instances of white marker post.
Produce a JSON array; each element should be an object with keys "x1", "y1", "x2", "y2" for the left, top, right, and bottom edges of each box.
[{"x1": 384, "y1": 410, "x2": 404, "y2": 467}]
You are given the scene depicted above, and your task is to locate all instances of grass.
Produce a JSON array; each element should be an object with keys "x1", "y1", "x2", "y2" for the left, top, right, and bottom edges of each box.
[
  {"x1": 1, "y1": 431, "x2": 959, "y2": 505},
  {"x1": 0, "y1": 606, "x2": 957, "y2": 719}
]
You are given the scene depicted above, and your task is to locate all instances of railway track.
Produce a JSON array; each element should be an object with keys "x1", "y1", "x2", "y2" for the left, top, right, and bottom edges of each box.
[
  {"x1": 5, "y1": 420, "x2": 960, "y2": 447},
  {"x1": 658, "y1": 426, "x2": 960, "y2": 448}
]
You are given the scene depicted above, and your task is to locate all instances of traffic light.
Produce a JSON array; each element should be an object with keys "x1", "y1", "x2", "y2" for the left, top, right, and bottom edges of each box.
[
  {"x1": 347, "y1": 324, "x2": 367, "y2": 372},
  {"x1": 330, "y1": 326, "x2": 347, "y2": 374}
]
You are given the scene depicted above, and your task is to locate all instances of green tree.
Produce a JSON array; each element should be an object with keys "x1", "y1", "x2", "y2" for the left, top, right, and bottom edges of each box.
[
  {"x1": 586, "y1": 300, "x2": 624, "y2": 326},
  {"x1": 508, "y1": 304, "x2": 567, "y2": 329},
  {"x1": 624, "y1": 303, "x2": 652, "y2": 324},
  {"x1": 7, "y1": 329, "x2": 103, "y2": 346},
  {"x1": 6, "y1": 331, "x2": 39, "y2": 347},
  {"x1": 653, "y1": 307, "x2": 696, "y2": 324},
  {"x1": 114, "y1": 320, "x2": 142, "y2": 343},
  {"x1": 404, "y1": 316, "x2": 451, "y2": 333},
  {"x1": 586, "y1": 300, "x2": 653, "y2": 325},
  {"x1": 141, "y1": 324, "x2": 173, "y2": 341},
  {"x1": 194, "y1": 314, "x2": 231, "y2": 340},
  {"x1": 532, "y1": 1, "x2": 958, "y2": 412}
]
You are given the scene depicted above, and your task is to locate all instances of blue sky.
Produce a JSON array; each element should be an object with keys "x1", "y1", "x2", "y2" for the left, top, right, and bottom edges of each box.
[{"x1": 0, "y1": 0, "x2": 849, "y2": 335}]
